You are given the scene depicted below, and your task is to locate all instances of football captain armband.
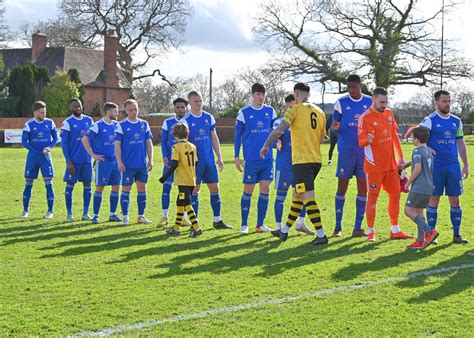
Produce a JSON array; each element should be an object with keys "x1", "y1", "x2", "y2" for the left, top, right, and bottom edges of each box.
[{"x1": 399, "y1": 169, "x2": 409, "y2": 193}]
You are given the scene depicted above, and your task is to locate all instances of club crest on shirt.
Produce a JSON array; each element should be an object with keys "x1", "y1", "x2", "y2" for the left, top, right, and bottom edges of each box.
[
  {"x1": 140, "y1": 124, "x2": 145, "y2": 130},
  {"x1": 370, "y1": 183, "x2": 377, "y2": 190},
  {"x1": 205, "y1": 119, "x2": 209, "y2": 125},
  {"x1": 387, "y1": 117, "x2": 392, "y2": 123}
]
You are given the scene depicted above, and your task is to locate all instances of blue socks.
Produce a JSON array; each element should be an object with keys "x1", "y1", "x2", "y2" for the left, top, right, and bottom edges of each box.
[
  {"x1": 45, "y1": 179, "x2": 54, "y2": 213},
  {"x1": 210, "y1": 192, "x2": 221, "y2": 218},
  {"x1": 93, "y1": 191, "x2": 102, "y2": 216},
  {"x1": 274, "y1": 190, "x2": 287, "y2": 224},
  {"x1": 426, "y1": 206, "x2": 438, "y2": 230},
  {"x1": 257, "y1": 193, "x2": 269, "y2": 227},
  {"x1": 355, "y1": 195, "x2": 367, "y2": 231},
  {"x1": 110, "y1": 191, "x2": 119, "y2": 214},
  {"x1": 162, "y1": 183, "x2": 171, "y2": 211},
  {"x1": 335, "y1": 194, "x2": 345, "y2": 229},
  {"x1": 450, "y1": 206, "x2": 462, "y2": 236},
  {"x1": 22, "y1": 180, "x2": 33, "y2": 212},
  {"x1": 137, "y1": 192, "x2": 147, "y2": 216},
  {"x1": 120, "y1": 191, "x2": 130, "y2": 216},
  {"x1": 65, "y1": 184, "x2": 74, "y2": 215},
  {"x1": 191, "y1": 193, "x2": 199, "y2": 216},
  {"x1": 83, "y1": 186, "x2": 92, "y2": 215},
  {"x1": 241, "y1": 192, "x2": 252, "y2": 226}
]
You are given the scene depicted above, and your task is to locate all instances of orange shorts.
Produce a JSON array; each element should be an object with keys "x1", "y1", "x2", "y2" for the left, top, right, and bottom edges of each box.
[{"x1": 366, "y1": 169, "x2": 399, "y2": 194}]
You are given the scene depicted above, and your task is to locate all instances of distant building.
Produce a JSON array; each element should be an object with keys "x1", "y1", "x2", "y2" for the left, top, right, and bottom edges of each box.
[{"x1": 2, "y1": 30, "x2": 131, "y2": 113}]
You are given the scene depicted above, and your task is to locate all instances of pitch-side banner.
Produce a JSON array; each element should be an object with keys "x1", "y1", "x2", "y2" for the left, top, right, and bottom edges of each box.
[{"x1": 4, "y1": 129, "x2": 62, "y2": 144}]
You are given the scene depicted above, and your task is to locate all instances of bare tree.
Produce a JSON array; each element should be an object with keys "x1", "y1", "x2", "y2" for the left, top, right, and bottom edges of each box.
[
  {"x1": 0, "y1": 0, "x2": 12, "y2": 48},
  {"x1": 254, "y1": 0, "x2": 472, "y2": 90},
  {"x1": 53, "y1": 0, "x2": 190, "y2": 85}
]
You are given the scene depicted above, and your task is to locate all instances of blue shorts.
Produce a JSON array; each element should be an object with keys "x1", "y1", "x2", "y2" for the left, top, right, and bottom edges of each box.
[
  {"x1": 196, "y1": 161, "x2": 219, "y2": 184},
  {"x1": 336, "y1": 152, "x2": 365, "y2": 179},
  {"x1": 64, "y1": 163, "x2": 92, "y2": 183},
  {"x1": 433, "y1": 165, "x2": 463, "y2": 196},
  {"x1": 275, "y1": 162, "x2": 294, "y2": 190},
  {"x1": 24, "y1": 153, "x2": 54, "y2": 179},
  {"x1": 243, "y1": 159, "x2": 274, "y2": 184},
  {"x1": 162, "y1": 165, "x2": 174, "y2": 185},
  {"x1": 122, "y1": 167, "x2": 149, "y2": 185},
  {"x1": 95, "y1": 160, "x2": 121, "y2": 186}
]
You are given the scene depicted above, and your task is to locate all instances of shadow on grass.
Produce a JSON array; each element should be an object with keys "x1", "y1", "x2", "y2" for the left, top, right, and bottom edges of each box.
[
  {"x1": 40, "y1": 230, "x2": 242, "y2": 259},
  {"x1": 332, "y1": 243, "x2": 451, "y2": 281},
  {"x1": 395, "y1": 253, "x2": 474, "y2": 303},
  {"x1": 145, "y1": 234, "x2": 384, "y2": 279}
]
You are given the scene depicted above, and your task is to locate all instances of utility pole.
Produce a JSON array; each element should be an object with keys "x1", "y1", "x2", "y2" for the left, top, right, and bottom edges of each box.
[
  {"x1": 209, "y1": 68, "x2": 213, "y2": 112},
  {"x1": 440, "y1": 0, "x2": 445, "y2": 89}
]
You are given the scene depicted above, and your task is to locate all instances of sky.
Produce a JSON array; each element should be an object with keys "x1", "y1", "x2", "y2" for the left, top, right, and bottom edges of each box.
[{"x1": 4, "y1": 0, "x2": 474, "y2": 104}]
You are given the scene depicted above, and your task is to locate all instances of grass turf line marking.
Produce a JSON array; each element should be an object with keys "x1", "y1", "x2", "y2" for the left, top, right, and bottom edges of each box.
[{"x1": 70, "y1": 263, "x2": 474, "y2": 337}]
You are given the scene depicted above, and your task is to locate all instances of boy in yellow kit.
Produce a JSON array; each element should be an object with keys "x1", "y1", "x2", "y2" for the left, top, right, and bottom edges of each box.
[{"x1": 159, "y1": 124, "x2": 202, "y2": 237}]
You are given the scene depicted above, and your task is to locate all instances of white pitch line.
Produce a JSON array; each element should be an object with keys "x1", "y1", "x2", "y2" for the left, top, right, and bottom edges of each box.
[{"x1": 70, "y1": 263, "x2": 474, "y2": 337}]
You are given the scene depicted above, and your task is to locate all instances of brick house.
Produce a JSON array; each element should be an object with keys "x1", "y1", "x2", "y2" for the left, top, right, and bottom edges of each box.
[{"x1": 2, "y1": 30, "x2": 131, "y2": 113}]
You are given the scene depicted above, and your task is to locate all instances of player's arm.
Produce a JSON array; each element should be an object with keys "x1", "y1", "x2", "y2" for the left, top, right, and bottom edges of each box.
[
  {"x1": 81, "y1": 127, "x2": 104, "y2": 162},
  {"x1": 210, "y1": 130, "x2": 223, "y2": 172},
  {"x1": 391, "y1": 113, "x2": 404, "y2": 164},
  {"x1": 160, "y1": 122, "x2": 170, "y2": 166},
  {"x1": 21, "y1": 125, "x2": 38, "y2": 153},
  {"x1": 320, "y1": 111, "x2": 327, "y2": 144},
  {"x1": 357, "y1": 114, "x2": 372, "y2": 147},
  {"x1": 60, "y1": 121, "x2": 72, "y2": 162},
  {"x1": 146, "y1": 138, "x2": 154, "y2": 172},
  {"x1": 332, "y1": 100, "x2": 342, "y2": 131},
  {"x1": 405, "y1": 162, "x2": 422, "y2": 190},
  {"x1": 159, "y1": 145, "x2": 179, "y2": 183},
  {"x1": 456, "y1": 121, "x2": 469, "y2": 179},
  {"x1": 114, "y1": 123, "x2": 125, "y2": 172},
  {"x1": 260, "y1": 119, "x2": 290, "y2": 158},
  {"x1": 234, "y1": 110, "x2": 245, "y2": 172},
  {"x1": 47, "y1": 121, "x2": 59, "y2": 150}
]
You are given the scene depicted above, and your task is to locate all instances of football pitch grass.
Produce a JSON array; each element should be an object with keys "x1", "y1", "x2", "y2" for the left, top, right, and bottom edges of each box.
[{"x1": 1, "y1": 142, "x2": 473, "y2": 336}]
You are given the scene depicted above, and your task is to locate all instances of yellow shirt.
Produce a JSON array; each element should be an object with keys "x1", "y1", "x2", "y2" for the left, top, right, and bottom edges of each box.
[
  {"x1": 171, "y1": 141, "x2": 197, "y2": 186},
  {"x1": 283, "y1": 102, "x2": 326, "y2": 164}
]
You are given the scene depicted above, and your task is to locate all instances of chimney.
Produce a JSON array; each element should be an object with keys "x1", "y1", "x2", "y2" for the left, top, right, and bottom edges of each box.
[
  {"x1": 31, "y1": 32, "x2": 47, "y2": 61},
  {"x1": 103, "y1": 29, "x2": 119, "y2": 87}
]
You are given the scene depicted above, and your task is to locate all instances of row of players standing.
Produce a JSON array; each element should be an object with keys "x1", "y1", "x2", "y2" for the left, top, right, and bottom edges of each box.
[{"x1": 20, "y1": 75, "x2": 469, "y2": 245}]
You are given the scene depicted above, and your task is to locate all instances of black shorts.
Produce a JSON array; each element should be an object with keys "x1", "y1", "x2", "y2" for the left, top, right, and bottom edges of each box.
[
  {"x1": 292, "y1": 163, "x2": 322, "y2": 193},
  {"x1": 177, "y1": 185, "x2": 194, "y2": 205}
]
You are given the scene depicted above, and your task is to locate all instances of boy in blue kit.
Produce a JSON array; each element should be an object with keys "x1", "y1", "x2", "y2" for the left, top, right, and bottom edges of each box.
[
  {"x1": 61, "y1": 98, "x2": 94, "y2": 222},
  {"x1": 21, "y1": 101, "x2": 58, "y2": 219},
  {"x1": 420, "y1": 90, "x2": 470, "y2": 244},
  {"x1": 157, "y1": 97, "x2": 189, "y2": 228},
  {"x1": 331, "y1": 74, "x2": 372, "y2": 238},
  {"x1": 182, "y1": 91, "x2": 232, "y2": 230},
  {"x1": 404, "y1": 126, "x2": 439, "y2": 249},
  {"x1": 82, "y1": 102, "x2": 122, "y2": 224},
  {"x1": 273, "y1": 94, "x2": 313, "y2": 235},
  {"x1": 114, "y1": 99, "x2": 154, "y2": 225},
  {"x1": 234, "y1": 83, "x2": 277, "y2": 234}
]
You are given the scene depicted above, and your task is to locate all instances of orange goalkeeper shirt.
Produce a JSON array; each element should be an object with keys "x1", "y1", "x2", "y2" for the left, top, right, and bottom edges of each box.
[{"x1": 357, "y1": 107, "x2": 403, "y2": 174}]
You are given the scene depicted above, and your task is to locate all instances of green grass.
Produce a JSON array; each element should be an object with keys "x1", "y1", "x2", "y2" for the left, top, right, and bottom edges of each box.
[{"x1": 1, "y1": 141, "x2": 473, "y2": 336}]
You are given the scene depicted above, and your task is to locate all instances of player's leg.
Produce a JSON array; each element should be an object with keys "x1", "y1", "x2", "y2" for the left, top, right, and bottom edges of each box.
[
  {"x1": 120, "y1": 169, "x2": 134, "y2": 225},
  {"x1": 22, "y1": 156, "x2": 39, "y2": 217},
  {"x1": 184, "y1": 186, "x2": 202, "y2": 237},
  {"x1": 40, "y1": 154, "x2": 55, "y2": 219},
  {"x1": 426, "y1": 167, "x2": 446, "y2": 230},
  {"x1": 255, "y1": 159, "x2": 273, "y2": 232},
  {"x1": 333, "y1": 152, "x2": 353, "y2": 236},
  {"x1": 167, "y1": 186, "x2": 185, "y2": 236},
  {"x1": 63, "y1": 165, "x2": 77, "y2": 221},
  {"x1": 109, "y1": 165, "x2": 122, "y2": 222},
  {"x1": 205, "y1": 163, "x2": 231, "y2": 229},
  {"x1": 92, "y1": 185, "x2": 105, "y2": 224},
  {"x1": 136, "y1": 168, "x2": 151, "y2": 224},
  {"x1": 354, "y1": 154, "x2": 368, "y2": 237},
  {"x1": 274, "y1": 168, "x2": 287, "y2": 230},
  {"x1": 80, "y1": 163, "x2": 93, "y2": 220},
  {"x1": 240, "y1": 160, "x2": 258, "y2": 234},
  {"x1": 256, "y1": 180, "x2": 272, "y2": 232},
  {"x1": 384, "y1": 169, "x2": 413, "y2": 240},
  {"x1": 328, "y1": 136, "x2": 337, "y2": 164},
  {"x1": 366, "y1": 172, "x2": 382, "y2": 241},
  {"x1": 446, "y1": 166, "x2": 467, "y2": 243},
  {"x1": 274, "y1": 187, "x2": 304, "y2": 239},
  {"x1": 191, "y1": 162, "x2": 205, "y2": 216},
  {"x1": 159, "y1": 165, "x2": 173, "y2": 227}
]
